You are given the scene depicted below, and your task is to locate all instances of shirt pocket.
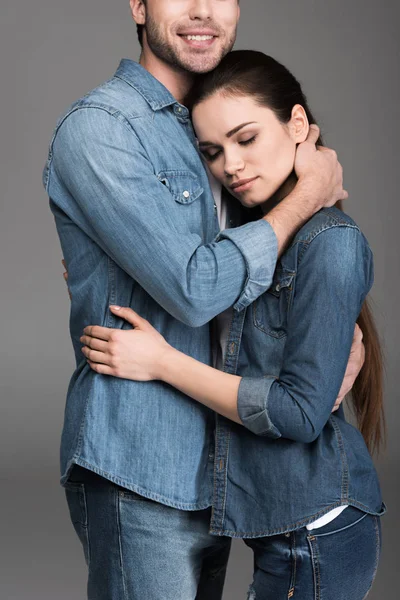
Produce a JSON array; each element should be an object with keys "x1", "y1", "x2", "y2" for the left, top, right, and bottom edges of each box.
[
  {"x1": 157, "y1": 169, "x2": 204, "y2": 205},
  {"x1": 252, "y1": 266, "x2": 295, "y2": 338}
]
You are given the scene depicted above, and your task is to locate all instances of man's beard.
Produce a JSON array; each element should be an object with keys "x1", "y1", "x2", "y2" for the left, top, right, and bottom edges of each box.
[{"x1": 144, "y1": 15, "x2": 236, "y2": 74}]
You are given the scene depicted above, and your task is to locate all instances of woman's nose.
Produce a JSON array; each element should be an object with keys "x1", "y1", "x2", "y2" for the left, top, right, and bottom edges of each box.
[{"x1": 224, "y1": 154, "x2": 245, "y2": 177}]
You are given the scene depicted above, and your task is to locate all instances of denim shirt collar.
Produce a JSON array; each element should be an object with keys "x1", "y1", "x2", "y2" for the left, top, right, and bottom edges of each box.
[{"x1": 114, "y1": 59, "x2": 179, "y2": 111}]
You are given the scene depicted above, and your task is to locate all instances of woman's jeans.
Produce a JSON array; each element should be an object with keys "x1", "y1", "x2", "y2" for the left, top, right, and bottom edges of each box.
[
  {"x1": 64, "y1": 465, "x2": 232, "y2": 600},
  {"x1": 244, "y1": 506, "x2": 382, "y2": 600}
]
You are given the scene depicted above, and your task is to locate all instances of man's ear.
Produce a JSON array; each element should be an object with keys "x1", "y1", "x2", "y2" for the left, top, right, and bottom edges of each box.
[
  {"x1": 130, "y1": 0, "x2": 146, "y2": 26},
  {"x1": 288, "y1": 104, "x2": 309, "y2": 144}
]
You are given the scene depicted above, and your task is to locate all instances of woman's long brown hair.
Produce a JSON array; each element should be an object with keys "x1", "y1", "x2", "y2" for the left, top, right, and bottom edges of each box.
[
  {"x1": 335, "y1": 202, "x2": 386, "y2": 454},
  {"x1": 191, "y1": 50, "x2": 386, "y2": 454}
]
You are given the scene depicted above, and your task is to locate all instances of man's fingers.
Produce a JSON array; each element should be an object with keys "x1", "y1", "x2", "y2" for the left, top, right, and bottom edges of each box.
[{"x1": 306, "y1": 124, "x2": 320, "y2": 145}]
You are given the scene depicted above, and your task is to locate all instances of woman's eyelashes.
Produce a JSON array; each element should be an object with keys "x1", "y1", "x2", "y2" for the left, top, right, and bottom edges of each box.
[
  {"x1": 202, "y1": 148, "x2": 222, "y2": 162},
  {"x1": 239, "y1": 134, "x2": 258, "y2": 147},
  {"x1": 201, "y1": 135, "x2": 258, "y2": 163}
]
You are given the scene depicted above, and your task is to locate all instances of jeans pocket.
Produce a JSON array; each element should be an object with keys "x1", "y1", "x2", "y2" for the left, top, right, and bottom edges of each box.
[
  {"x1": 307, "y1": 509, "x2": 381, "y2": 600},
  {"x1": 65, "y1": 482, "x2": 90, "y2": 566}
]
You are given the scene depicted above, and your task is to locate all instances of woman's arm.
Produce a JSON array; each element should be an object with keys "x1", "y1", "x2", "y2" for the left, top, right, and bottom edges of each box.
[
  {"x1": 237, "y1": 225, "x2": 373, "y2": 442},
  {"x1": 81, "y1": 307, "x2": 243, "y2": 424},
  {"x1": 81, "y1": 219, "x2": 367, "y2": 431}
]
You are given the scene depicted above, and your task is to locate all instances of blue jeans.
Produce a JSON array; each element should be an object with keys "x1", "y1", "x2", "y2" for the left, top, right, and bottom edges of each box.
[
  {"x1": 64, "y1": 465, "x2": 231, "y2": 600},
  {"x1": 244, "y1": 506, "x2": 382, "y2": 599}
]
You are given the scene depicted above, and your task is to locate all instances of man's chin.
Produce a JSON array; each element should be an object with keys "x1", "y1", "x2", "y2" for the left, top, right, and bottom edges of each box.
[{"x1": 177, "y1": 54, "x2": 224, "y2": 74}]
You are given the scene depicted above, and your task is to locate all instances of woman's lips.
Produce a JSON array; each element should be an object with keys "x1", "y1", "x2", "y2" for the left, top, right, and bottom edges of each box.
[{"x1": 230, "y1": 177, "x2": 259, "y2": 193}]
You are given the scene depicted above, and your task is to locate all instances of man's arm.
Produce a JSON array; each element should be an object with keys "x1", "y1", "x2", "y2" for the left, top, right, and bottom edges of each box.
[
  {"x1": 263, "y1": 125, "x2": 348, "y2": 255},
  {"x1": 50, "y1": 110, "x2": 345, "y2": 326}
]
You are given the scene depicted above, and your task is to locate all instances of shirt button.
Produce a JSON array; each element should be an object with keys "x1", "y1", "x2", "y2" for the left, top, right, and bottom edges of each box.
[
  {"x1": 183, "y1": 190, "x2": 190, "y2": 199},
  {"x1": 177, "y1": 106, "x2": 182, "y2": 113},
  {"x1": 285, "y1": 532, "x2": 291, "y2": 538},
  {"x1": 275, "y1": 284, "x2": 281, "y2": 292}
]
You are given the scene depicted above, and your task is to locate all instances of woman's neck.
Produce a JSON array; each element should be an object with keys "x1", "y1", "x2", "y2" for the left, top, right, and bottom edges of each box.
[{"x1": 260, "y1": 172, "x2": 297, "y2": 216}]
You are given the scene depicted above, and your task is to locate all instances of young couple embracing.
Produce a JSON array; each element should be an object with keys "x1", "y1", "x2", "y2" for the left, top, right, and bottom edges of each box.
[{"x1": 44, "y1": 1, "x2": 385, "y2": 598}]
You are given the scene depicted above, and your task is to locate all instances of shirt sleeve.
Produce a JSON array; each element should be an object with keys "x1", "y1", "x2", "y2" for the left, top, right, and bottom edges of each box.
[
  {"x1": 237, "y1": 225, "x2": 374, "y2": 442},
  {"x1": 47, "y1": 107, "x2": 277, "y2": 327}
]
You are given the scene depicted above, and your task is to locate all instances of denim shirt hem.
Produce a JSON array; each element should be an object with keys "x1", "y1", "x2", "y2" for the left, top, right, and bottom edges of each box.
[
  {"x1": 209, "y1": 500, "x2": 386, "y2": 538},
  {"x1": 61, "y1": 458, "x2": 213, "y2": 511}
]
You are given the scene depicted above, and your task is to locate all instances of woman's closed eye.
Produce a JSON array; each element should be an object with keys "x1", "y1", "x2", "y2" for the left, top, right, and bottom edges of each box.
[
  {"x1": 202, "y1": 148, "x2": 222, "y2": 162},
  {"x1": 201, "y1": 135, "x2": 258, "y2": 163},
  {"x1": 239, "y1": 134, "x2": 258, "y2": 147}
]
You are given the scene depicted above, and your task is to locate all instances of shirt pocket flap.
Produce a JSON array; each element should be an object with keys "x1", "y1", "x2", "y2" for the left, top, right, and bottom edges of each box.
[
  {"x1": 267, "y1": 268, "x2": 295, "y2": 298},
  {"x1": 157, "y1": 170, "x2": 204, "y2": 204}
]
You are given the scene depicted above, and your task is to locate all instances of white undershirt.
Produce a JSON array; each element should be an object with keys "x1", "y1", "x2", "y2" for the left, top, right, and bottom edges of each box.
[{"x1": 207, "y1": 169, "x2": 348, "y2": 531}]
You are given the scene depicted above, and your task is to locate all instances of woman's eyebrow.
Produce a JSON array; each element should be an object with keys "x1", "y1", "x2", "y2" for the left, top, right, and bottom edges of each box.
[{"x1": 198, "y1": 122, "x2": 258, "y2": 148}]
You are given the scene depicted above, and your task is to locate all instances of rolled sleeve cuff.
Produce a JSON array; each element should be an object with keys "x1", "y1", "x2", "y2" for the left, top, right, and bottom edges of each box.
[
  {"x1": 237, "y1": 376, "x2": 282, "y2": 438},
  {"x1": 216, "y1": 220, "x2": 278, "y2": 311}
]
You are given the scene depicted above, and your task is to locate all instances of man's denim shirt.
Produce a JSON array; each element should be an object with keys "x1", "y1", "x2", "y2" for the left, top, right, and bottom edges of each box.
[
  {"x1": 211, "y1": 207, "x2": 385, "y2": 537},
  {"x1": 42, "y1": 59, "x2": 278, "y2": 509}
]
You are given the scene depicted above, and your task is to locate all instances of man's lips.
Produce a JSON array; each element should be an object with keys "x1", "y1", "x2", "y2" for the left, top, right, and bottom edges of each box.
[
  {"x1": 178, "y1": 30, "x2": 219, "y2": 48},
  {"x1": 230, "y1": 177, "x2": 259, "y2": 193}
]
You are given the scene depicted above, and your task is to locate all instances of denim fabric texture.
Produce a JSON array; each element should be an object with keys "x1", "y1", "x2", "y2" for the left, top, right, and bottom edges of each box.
[
  {"x1": 42, "y1": 59, "x2": 278, "y2": 509},
  {"x1": 244, "y1": 505, "x2": 381, "y2": 599},
  {"x1": 211, "y1": 207, "x2": 385, "y2": 537},
  {"x1": 66, "y1": 465, "x2": 232, "y2": 600}
]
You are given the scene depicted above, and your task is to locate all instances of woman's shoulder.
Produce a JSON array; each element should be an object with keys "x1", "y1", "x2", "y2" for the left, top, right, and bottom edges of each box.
[
  {"x1": 281, "y1": 206, "x2": 372, "y2": 275},
  {"x1": 291, "y1": 206, "x2": 361, "y2": 246}
]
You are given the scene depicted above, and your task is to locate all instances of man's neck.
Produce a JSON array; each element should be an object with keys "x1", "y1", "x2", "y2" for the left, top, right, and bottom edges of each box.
[{"x1": 139, "y1": 52, "x2": 195, "y2": 106}]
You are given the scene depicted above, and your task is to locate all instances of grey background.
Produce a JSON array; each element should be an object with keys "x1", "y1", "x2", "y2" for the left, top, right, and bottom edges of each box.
[{"x1": 1, "y1": 0, "x2": 398, "y2": 598}]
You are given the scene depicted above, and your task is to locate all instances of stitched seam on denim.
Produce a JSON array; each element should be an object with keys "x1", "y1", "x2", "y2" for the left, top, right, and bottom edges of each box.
[
  {"x1": 72, "y1": 394, "x2": 91, "y2": 459},
  {"x1": 209, "y1": 500, "x2": 384, "y2": 537},
  {"x1": 220, "y1": 428, "x2": 231, "y2": 527},
  {"x1": 311, "y1": 512, "x2": 368, "y2": 538},
  {"x1": 307, "y1": 536, "x2": 320, "y2": 600},
  {"x1": 72, "y1": 459, "x2": 212, "y2": 510},
  {"x1": 329, "y1": 417, "x2": 349, "y2": 501},
  {"x1": 210, "y1": 417, "x2": 223, "y2": 528},
  {"x1": 106, "y1": 257, "x2": 116, "y2": 328},
  {"x1": 232, "y1": 307, "x2": 247, "y2": 374},
  {"x1": 295, "y1": 223, "x2": 361, "y2": 268},
  {"x1": 362, "y1": 517, "x2": 381, "y2": 600},
  {"x1": 288, "y1": 532, "x2": 297, "y2": 598},
  {"x1": 81, "y1": 484, "x2": 91, "y2": 569},
  {"x1": 116, "y1": 490, "x2": 129, "y2": 600}
]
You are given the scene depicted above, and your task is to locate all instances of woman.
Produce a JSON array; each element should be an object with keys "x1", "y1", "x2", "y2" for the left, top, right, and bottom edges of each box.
[{"x1": 80, "y1": 51, "x2": 385, "y2": 599}]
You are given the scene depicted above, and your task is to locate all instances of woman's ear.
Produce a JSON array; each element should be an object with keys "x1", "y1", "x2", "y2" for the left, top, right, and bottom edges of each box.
[{"x1": 288, "y1": 104, "x2": 309, "y2": 144}]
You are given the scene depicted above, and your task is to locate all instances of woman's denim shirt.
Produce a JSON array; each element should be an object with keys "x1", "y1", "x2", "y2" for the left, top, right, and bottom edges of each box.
[{"x1": 211, "y1": 206, "x2": 385, "y2": 538}]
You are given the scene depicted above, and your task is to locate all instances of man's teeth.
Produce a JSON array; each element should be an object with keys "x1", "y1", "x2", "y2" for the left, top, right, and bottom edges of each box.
[{"x1": 183, "y1": 35, "x2": 214, "y2": 41}]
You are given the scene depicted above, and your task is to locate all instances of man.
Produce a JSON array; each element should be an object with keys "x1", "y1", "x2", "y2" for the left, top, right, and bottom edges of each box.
[{"x1": 44, "y1": 1, "x2": 362, "y2": 598}]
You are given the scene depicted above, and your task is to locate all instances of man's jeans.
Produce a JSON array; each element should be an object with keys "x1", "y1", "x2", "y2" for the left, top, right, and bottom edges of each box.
[
  {"x1": 243, "y1": 506, "x2": 382, "y2": 600},
  {"x1": 65, "y1": 465, "x2": 232, "y2": 600}
]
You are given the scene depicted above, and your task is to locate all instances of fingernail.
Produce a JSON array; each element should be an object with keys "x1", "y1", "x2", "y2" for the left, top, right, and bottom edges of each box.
[{"x1": 110, "y1": 305, "x2": 121, "y2": 310}]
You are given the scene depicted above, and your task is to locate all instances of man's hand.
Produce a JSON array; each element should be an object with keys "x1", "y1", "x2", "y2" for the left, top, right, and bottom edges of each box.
[
  {"x1": 332, "y1": 324, "x2": 365, "y2": 412},
  {"x1": 295, "y1": 124, "x2": 348, "y2": 211},
  {"x1": 62, "y1": 259, "x2": 71, "y2": 300}
]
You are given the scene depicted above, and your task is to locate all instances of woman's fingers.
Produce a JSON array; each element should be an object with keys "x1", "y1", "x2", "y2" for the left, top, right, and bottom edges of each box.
[
  {"x1": 109, "y1": 305, "x2": 149, "y2": 329},
  {"x1": 87, "y1": 360, "x2": 113, "y2": 376},
  {"x1": 80, "y1": 335, "x2": 108, "y2": 353},
  {"x1": 83, "y1": 325, "x2": 113, "y2": 341},
  {"x1": 81, "y1": 346, "x2": 109, "y2": 365}
]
